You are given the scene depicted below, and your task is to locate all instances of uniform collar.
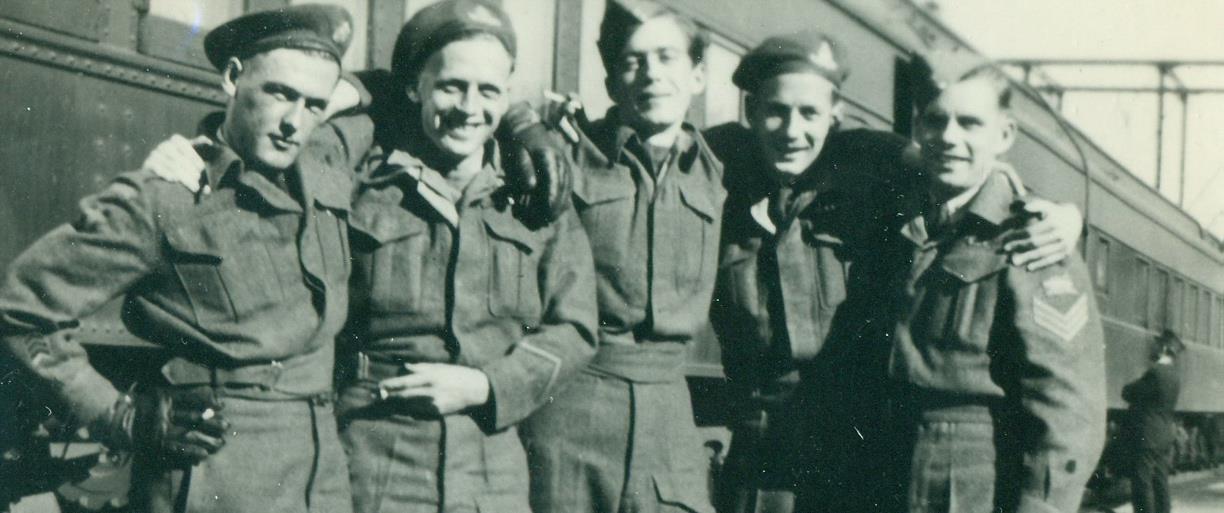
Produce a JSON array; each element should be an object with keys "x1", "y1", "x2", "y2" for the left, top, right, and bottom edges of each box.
[
  {"x1": 604, "y1": 106, "x2": 702, "y2": 173},
  {"x1": 197, "y1": 111, "x2": 350, "y2": 213},
  {"x1": 374, "y1": 141, "x2": 505, "y2": 227},
  {"x1": 901, "y1": 165, "x2": 1020, "y2": 247}
]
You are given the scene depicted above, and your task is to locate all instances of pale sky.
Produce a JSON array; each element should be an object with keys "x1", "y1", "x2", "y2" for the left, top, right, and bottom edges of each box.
[{"x1": 934, "y1": 0, "x2": 1224, "y2": 236}]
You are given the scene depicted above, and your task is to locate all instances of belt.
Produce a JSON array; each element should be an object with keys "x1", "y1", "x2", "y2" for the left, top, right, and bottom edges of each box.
[
  {"x1": 585, "y1": 343, "x2": 687, "y2": 384},
  {"x1": 159, "y1": 356, "x2": 333, "y2": 400},
  {"x1": 892, "y1": 388, "x2": 1011, "y2": 423}
]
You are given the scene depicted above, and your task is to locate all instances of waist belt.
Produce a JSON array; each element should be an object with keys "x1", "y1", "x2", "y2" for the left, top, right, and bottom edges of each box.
[
  {"x1": 586, "y1": 343, "x2": 687, "y2": 384},
  {"x1": 159, "y1": 356, "x2": 332, "y2": 399},
  {"x1": 893, "y1": 387, "x2": 1010, "y2": 423}
]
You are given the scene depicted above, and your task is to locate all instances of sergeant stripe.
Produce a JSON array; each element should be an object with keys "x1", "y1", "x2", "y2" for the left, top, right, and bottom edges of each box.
[{"x1": 1033, "y1": 296, "x2": 1089, "y2": 342}]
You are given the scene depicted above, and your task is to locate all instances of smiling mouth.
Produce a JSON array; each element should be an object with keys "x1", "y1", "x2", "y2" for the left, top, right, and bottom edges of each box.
[{"x1": 269, "y1": 135, "x2": 297, "y2": 151}]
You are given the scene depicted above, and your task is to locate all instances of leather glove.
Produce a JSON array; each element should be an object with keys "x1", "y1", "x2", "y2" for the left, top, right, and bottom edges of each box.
[
  {"x1": 497, "y1": 103, "x2": 575, "y2": 227},
  {"x1": 96, "y1": 388, "x2": 228, "y2": 468}
]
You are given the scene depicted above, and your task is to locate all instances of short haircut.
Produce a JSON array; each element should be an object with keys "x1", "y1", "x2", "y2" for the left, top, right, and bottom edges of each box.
[
  {"x1": 598, "y1": 12, "x2": 709, "y2": 73},
  {"x1": 958, "y1": 64, "x2": 1013, "y2": 110}
]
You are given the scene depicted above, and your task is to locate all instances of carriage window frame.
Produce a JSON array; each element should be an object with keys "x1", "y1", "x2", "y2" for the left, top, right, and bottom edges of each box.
[
  {"x1": 139, "y1": 0, "x2": 247, "y2": 69},
  {"x1": 1185, "y1": 284, "x2": 1199, "y2": 342},
  {"x1": 1093, "y1": 236, "x2": 1110, "y2": 294},
  {"x1": 1150, "y1": 268, "x2": 1169, "y2": 331},
  {"x1": 1133, "y1": 258, "x2": 1150, "y2": 327}
]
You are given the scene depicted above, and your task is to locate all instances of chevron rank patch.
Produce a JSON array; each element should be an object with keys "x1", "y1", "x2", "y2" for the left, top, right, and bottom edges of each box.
[{"x1": 1034, "y1": 295, "x2": 1089, "y2": 342}]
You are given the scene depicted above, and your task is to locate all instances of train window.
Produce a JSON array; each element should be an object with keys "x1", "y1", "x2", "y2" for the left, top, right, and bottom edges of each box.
[
  {"x1": 1093, "y1": 237, "x2": 1110, "y2": 293},
  {"x1": 141, "y1": 0, "x2": 245, "y2": 67},
  {"x1": 1217, "y1": 297, "x2": 1224, "y2": 348},
  {"x1": 704, "y1": 38, "x2": 745, "y2": 127},
  {"x1": 1133, "y1": 259, "x2": 1150, "y2": 327},
  {"x1": 1200, "y1": 289, "x2": 1212, "y2": 345},
  {"x1": 502, "y1": 0, "x2": 557, "y2": 105},
  {"x1": 1170, "y1": 278, "x2": 1184, "y2": 334},
  {"x1": 575, "y1": 0, "x2": 613, "y2": 121},
  {"x1": 290, "y1": 0, "x2": 369, "y2": 71},
  {"x1": 1150, "y1": 269, "x2": 1169, "y2": 330},
  {"x1": 1185, "y1": 285, "x2": 1199, "y2": 342}
]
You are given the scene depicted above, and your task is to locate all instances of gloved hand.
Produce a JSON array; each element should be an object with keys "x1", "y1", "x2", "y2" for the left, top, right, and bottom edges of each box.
[
  {"x1": 96, "y1": 388, "x2": 228, "y2": 468},
  {"x1": 497, "y1": 103, "x2": 575, "y2": 226}
]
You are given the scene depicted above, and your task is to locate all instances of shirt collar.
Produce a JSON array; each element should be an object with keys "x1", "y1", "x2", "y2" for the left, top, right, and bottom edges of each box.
[
  {"x1": 606, "y1": 106, "x2": 702, "y2": 173},
  {"x1": 377, "y1": 140, "x2": 505, "y2": 227}
]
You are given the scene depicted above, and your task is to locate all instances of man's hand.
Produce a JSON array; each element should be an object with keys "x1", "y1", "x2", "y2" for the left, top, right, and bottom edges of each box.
[
  {"x1": 377, "y1": 363, "x2": 491, "y2": 417},
  {"x1": 141, "y1": 134, "x2": 210, "y2": 193},
  {"x1": 98, "y1": 388, "x2": 228, "y2": 468},
  {"x1": 1002, "y1": 198, "x2": 1084, "y2": 271},
  {"x1": 499, "y1": 103, "x2": 574, "y2": 226}
]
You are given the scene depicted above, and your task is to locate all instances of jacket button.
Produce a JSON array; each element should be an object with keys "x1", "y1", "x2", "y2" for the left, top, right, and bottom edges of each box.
[{"x1": 1065, "y1": 460, "x2": 1077, "y2": 473}]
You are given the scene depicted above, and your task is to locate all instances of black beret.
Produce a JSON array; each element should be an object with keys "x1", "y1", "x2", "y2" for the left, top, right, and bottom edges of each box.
[
  {"x1": 204, "y1": 4, "x2": 353, "y2": 70},
  {"x1": 732, "y1": 31, "x2": 848, "y2": 93},
  {"x1": 391, "y1": 0, "x2": 517, "y2": 85},
  {"x1": 598, "y1": 0, "x2": 694, "y2": 70}
]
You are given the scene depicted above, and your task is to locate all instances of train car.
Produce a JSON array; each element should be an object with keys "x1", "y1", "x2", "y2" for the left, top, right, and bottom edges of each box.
[{"x1": 2, "y1": 0, "x2": 1222, "y2": 511}]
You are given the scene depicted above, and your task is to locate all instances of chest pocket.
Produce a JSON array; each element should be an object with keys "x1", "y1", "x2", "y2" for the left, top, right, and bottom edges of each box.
[
  {"x1": 673, "y1": 181, "x2": 720, "y2": 296},
  {"x1": 349, "y1": 202, "x2": 430, "y2": 313},
  {"x1": 924, "y1": 242, "x2": 1008, "y2": 350},
  {"x1": 574, "y1": 166, "x2": 636, "y2": 267},
  {"x1": 484, "y1": 213, "x2": 543, "y2": 322},
  {"x1": 800, "y1": 221, "x2": 850, "y2": 311},
  {"x1": 165, "y1": 213, "x2": 285, "y2": 325}
]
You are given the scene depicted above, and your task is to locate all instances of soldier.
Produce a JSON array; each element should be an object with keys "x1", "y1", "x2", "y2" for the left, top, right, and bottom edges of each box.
[
  {"x1": 332, "y1": 2, "x2": 597, "y2": 512},
  {"x1": 881, "y1": 61, "x2": 1107, "y2": 513},
  {"x1": 1121, "y1": 330, "x2": 1183, "y2": 513},
  {"x1": 0, "y1": 5, "x2": 357, "y2": 513},
  {"x1": 518, "y1": 2, "x2": 724, "y2": 513},
  {"x1": 705, "y1": 33, "x2": 1086, "y2": 513}
]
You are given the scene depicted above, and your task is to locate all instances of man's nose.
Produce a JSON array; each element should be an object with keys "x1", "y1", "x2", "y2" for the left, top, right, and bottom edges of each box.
[
  {"x1": 280, "y1": 100, "x2": 308, "y2": 135},
  {"x1": 784, "y1": 110, "x2": 805, "y2": 140}
]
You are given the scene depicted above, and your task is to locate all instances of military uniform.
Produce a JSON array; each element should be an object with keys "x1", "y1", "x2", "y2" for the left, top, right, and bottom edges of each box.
[
  {"x1": 884, "y1": 168, "x2": 1107, "y2": 513},
  {"x1": 0, "y1": 112, "x2": 355, "y2": 512},
  {"x1": 707, "y1": 122, "x2": 911, "y2": 513},
  {"x1": 518, "y1": 106, "x2": 724, "y2": 513},
  {"x1": 1122, "y1": 358, "x2": 1181, "y2": 513},
  {"x1": 334, "y1": 135, "x2": 596, "y2": 513}
]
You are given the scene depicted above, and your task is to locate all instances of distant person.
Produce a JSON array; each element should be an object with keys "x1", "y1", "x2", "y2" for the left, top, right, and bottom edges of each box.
[{"x1": 1122, "y1": 330, "x2": 1183, "y2": 513}]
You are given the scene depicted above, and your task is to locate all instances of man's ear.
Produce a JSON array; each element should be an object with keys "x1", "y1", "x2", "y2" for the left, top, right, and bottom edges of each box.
[
  {"x1": 221, "y1": 57, "x2": 243, "y2": 97},
  {"x1": 996, "y1": 115, "x2": 1017, "y2": 154},
  {"x1": 404, "y1": 79, "x2": 420, "y2": 104},
  {"x1": 831, "y1": 97, "x2": 846, "y2": 125},
  {"x1": 689, "y1": 61, "x2": 707, "y2": 96}
]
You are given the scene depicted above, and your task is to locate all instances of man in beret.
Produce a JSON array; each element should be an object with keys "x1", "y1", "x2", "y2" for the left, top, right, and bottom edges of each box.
[
  {"x1": 704, "y1": 33, "x2": 1087, "y2": 513},
  {"x1": 518, "y1": 2, "x2": 723, "y2": 513},
  {"x1": 328, "y1": 2, "x2": 596, "y2": 512},
  {"x1": 878, "y1": 61, "x2": 1106, "y2": 513},
  {"x1": 0, "y1": 5, "x2": 357, "y2": 513}
]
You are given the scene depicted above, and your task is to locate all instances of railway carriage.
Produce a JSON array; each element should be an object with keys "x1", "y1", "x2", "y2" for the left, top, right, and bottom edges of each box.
[{"x1": 2, "y1": 0, "x2": 1221, "y2": 511}]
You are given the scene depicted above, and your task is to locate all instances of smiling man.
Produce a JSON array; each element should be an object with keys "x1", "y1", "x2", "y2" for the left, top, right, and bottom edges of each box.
[
  {"x1": 517, "y1": 2, "x2": 723, "y2": 513},
  {"x1": 881, "y1": 62, "x2": 1107, "y2": 513},
  {"x1": 0, "y1": 6, "x2": 357, "y2": 513},
  {"x1": 705, "y1": 33, "x2": 1090, "y2": 513},
  {"x1": 332, "y1": 3, "x2": 597, "y2": 513}
]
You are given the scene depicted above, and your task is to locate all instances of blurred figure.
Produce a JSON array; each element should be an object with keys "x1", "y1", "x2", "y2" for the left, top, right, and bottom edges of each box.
[{"x1": 1122, "y1": 330, "x2": 1184, "y2": 513}]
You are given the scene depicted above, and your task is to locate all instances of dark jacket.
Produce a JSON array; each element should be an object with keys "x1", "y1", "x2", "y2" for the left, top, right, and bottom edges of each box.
[
  {"x1": 887, "y1": 168, "x2": 1108, "y2": 513},
  {"x1": 343, "y1": 143, "x2": 598, "y2": 430},
  {"x1": 1122, "y1": 362, "x2": 1182, "y2": 451},
  {"x1": 0, "y1": 113, "x2": 354, "y2": 428},
  {"x1": 567, "y1": 108, "x2": 725, "y2": 377}
]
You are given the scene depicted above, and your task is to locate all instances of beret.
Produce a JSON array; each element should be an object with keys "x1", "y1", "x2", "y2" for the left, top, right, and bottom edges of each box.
[
  {"x1": 204, "y1": 4, "x2": 353, "y2": 70},
  {"x1": 732, "y1": 31, "x2": 848, "y2": 93},
  {"x1": 391, "y1": 0, "x2": 516, "y2": 85},
  {"x1": 597, "y1": 0, "x2": 681, "y2": 70}
]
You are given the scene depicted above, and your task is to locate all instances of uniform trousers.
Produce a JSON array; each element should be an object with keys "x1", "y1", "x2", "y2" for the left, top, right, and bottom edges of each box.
[
  {"x1": 1128, "y1": 446, "x2": 1173, "y2": 513},
  {"x1": 889, "y1": 405, "x2": 1021, "y2": 513},
  {"x1": 131, "y1": 392, "x2": 353, "y2": 513},
  {"x1": 337, "y1": 372, "x2": 531, "y2": 513},
  {"x1": 520, "y1": 367, "x2": 714, "y2": 513}
]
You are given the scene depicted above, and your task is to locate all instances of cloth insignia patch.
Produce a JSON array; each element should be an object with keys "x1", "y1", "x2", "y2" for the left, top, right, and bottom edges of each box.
[
  {"x1": 1042, "y1": 274, "x2": 1079, "y2": 296},
  {"x1": 333, "y1": 20, "x2": 352, "y2": 45},
  {"x1": 1034, "y1": 295, "x2": 1089, "y2": 342},
  {"x1": 810, "y1": 41, "x2": 839, "y2": 71}
]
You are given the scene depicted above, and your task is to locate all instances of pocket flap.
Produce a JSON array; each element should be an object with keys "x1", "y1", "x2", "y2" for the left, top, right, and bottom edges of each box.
[
  {"x1": 653, "y1": 473, "x2": 714, "y2": 513},
  {"x1": 574, "y1": 166, "x2": 635, "y2": 206},
  {"x1": 164, "y1": 221, "x2": 228, "y2": 262},
  {"x1": 483, "y1": 211, "x2": 541, "y2": 254},
  {"x1": 678, "y1": 183, "x2": 717, "y2": 223},
  {"x1": 349, "y1": 202, "x2": 426, "y2": 244},
  {"x1": 940, "y1": 241, "x2": 1008, "y2": 283}
]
